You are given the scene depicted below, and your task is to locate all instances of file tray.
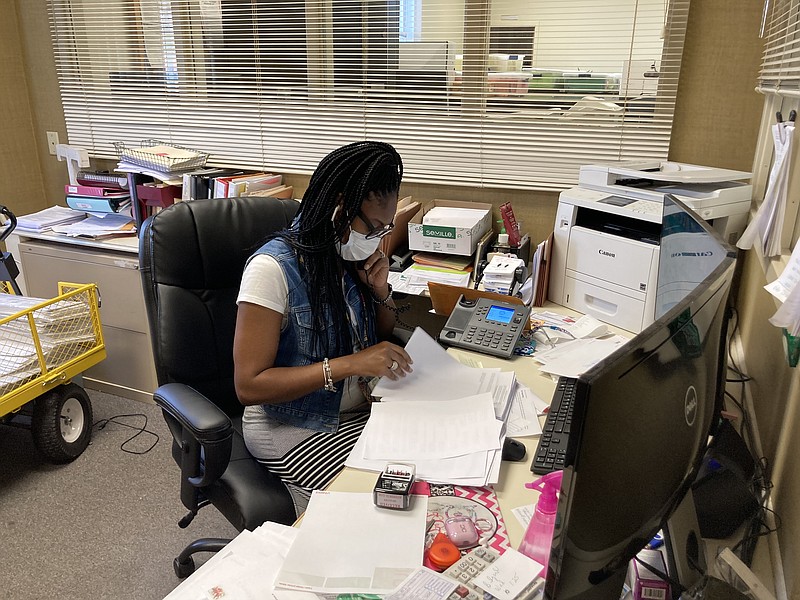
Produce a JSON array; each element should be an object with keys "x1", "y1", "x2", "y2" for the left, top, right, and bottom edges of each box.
[{"x1": 114, "y1": 139, "x2": 209, "y2": 173}]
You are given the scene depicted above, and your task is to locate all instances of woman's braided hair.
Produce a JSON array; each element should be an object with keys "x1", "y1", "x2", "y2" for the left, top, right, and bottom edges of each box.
[{"x1": 270, "y1": 140, "x2": 403, "y2": 356}]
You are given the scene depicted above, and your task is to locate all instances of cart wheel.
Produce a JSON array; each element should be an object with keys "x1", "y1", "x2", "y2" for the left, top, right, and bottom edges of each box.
[{"x1": 32, "y1": 383, "x2": 93, "y2": 464}]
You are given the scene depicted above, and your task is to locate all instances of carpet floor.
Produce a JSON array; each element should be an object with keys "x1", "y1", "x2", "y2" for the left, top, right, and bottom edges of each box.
[{"x1": 0, "y1": 387, "x2": 238, "y2": 600}]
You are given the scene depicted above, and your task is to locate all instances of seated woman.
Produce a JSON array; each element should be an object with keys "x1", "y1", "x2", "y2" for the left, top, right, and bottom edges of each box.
[{"x1": 234, "y1": 141, "x2": 413, "y2": 516}]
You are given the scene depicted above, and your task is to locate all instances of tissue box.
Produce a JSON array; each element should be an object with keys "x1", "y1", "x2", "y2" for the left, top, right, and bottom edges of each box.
[{"x1": 408, "y1": 200, "x2": 492, "y2": 256}]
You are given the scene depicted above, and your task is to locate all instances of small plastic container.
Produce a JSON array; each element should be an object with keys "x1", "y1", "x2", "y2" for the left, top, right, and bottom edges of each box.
[{"x1": 518, "y1": 470, "x2": 562, "y2": 576}]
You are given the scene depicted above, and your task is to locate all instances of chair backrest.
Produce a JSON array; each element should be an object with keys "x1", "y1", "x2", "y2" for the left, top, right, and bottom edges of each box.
[{"x1": 139, "y1": 197, "x2": 299, "y2": 416}]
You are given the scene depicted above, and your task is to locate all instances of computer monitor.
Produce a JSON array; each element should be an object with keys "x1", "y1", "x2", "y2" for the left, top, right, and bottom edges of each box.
[{"x1": 543, "y1": 194, "x2": 737, "y2": 599}]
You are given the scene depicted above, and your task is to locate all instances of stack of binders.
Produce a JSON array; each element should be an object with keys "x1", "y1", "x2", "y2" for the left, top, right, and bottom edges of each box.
[{"x1": 65, "y1": 172, "x2": 131, "y2": 214}]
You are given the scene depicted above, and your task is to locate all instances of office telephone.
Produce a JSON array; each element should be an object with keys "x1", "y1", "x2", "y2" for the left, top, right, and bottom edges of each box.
[{"x1": 439, "y1": 295, "x2": 531, "y2": 359}]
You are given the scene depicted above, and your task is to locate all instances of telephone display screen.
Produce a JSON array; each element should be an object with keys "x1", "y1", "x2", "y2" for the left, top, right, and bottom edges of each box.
[{"x1": 486, "y1": 305, "x2": 515, "y2": 324}]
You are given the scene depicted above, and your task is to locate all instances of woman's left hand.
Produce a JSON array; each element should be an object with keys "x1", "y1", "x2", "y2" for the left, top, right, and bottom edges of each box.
[{"x1": 357, "y1": 248, "x2": 390, "y2": 298}]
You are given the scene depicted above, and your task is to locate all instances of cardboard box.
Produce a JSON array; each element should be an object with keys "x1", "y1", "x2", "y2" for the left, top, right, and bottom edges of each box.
[{"x1": 408, "y1": 200, "x2": 492, "y2": 256}]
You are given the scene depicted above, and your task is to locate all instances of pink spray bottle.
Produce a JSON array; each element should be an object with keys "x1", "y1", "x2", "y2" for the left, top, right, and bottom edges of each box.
[{"x1": 518, "y1": 470, "x2": 562, "y2": 577}]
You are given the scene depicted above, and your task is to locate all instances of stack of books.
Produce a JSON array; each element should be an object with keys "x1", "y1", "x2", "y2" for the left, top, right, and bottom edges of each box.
[
  {"x1": 65, "y1": 171, "x2": 131, "y2": 215},
  {"x1": 180, "y1": 169, "x2": 293, "y2": 202}
]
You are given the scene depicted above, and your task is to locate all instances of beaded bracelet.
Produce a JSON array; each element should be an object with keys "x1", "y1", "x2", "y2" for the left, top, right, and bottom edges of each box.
[
  {"x1": 371, "y1": 283, "x2": 393, "y2": 307},
  {"x1": 322, "y1": 357, "x2": 337, "y2": 392}
]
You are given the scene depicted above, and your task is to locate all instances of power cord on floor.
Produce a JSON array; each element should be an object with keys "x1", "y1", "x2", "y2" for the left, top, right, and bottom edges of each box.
[{"x1": 93, "y1": 413, "x2": 159, "y2": 455}]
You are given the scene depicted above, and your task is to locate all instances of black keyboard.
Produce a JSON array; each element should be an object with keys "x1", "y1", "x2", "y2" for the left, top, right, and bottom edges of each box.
[{"x1": 531, "y1": 377, "x2": 577, "y2": 474}]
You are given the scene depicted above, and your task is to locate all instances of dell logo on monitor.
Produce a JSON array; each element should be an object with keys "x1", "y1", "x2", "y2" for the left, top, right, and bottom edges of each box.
[{"x1": 684, "y1": 386, "x2": 698, "y2": 426}]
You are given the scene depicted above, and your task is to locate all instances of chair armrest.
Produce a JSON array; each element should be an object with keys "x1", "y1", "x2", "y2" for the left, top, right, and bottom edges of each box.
[
  {"x1": 153, "y1": 382, "x2": 233, "y2": 488},
  {"x1": 154, "y1": 383, "x2": 232, "y2": 441}
]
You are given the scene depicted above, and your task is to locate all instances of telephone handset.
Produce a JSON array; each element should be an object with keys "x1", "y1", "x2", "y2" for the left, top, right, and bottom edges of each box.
[{"x1": 439, "y1": 295, "x2": 531, "y2": 359}]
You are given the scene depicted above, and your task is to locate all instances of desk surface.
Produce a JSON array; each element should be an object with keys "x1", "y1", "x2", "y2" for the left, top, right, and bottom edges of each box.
[
  {"x1": 329, "y1": 306, "x2": 631, "y2": 550},
  {"x1": 10, "y1": 230, "x2": 139, "y2": 254},
  {"x1": 328, "y1": 347, "x2": 556, "y2": 550}
]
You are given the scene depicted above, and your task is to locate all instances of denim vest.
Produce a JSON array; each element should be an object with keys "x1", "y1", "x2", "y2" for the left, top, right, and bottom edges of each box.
[{"x1": 251, "y1": 237, "x2": 377, "y2": 432}]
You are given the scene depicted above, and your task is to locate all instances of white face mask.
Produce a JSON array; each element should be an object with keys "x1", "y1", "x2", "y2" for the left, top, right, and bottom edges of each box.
[{"x1": 337, "y1": 229, "x2": 382, "y2": 262}]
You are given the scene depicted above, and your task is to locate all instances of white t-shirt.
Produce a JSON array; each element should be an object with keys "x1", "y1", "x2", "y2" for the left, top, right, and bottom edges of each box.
[
  {"x1": 238, "y1": 254, "x2": 289, "y2": 327},
  {"x1": 237, "y1": 253, "x2": 364, "y2": 411}
]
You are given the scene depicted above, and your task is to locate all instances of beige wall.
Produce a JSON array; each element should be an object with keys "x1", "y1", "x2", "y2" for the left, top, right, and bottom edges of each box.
[
  {"x1": 0, "y1": 0, "x2": 46, "y2": 221},
  {"x1": 8, "y1": 0, "x2": 795, "y2": 595}
]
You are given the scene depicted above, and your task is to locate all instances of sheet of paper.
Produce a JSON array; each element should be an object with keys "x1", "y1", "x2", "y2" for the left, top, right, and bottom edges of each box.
[
  {"x1": 384, "y1": 567, "x2": 458, "y2": 600},
  {"x1": 472, "y1": 548, "x2": 544, "y2": 600},
  {"x1": 505, "y1": 384, "x2": 545, "y2": 437},
  {"x1": 364, "y1": 393, "x2": 501, "y2": 460},
  {"x1": 738, "y1": 122, "x2": 794, "y2": 257},
  {"x1": 275, "y1": 491, "x2": 427, "y2": 595},
  {"x1": 346, "y1": 424, "x2": 497, "y2": 484},
  {"x1": 51, "y1": 213, "x2": 135, "y2": 237},
  {"x1": 164, "y1": 522, "x2": 299, "y2": 600},
  {"x1": 374, "y1": 328, "x2": 495, "y2": 401},
  {"x1": 536, "y1": 336, "x2": 628, "y2": 379},
  {"x1": 567, "y1": 314, "x2": 608, "y2": 338},
  {"x1": 765, "y1": 241, "x2": 800, "y2": 302},
  {"x1": 422, "y1": 206, "x2": 487, "y2": 228},
  {"x1": 512, "y1": 503, "x2": 536, "y2": 530},
  {"x1": 770, "y1": 281, "x2": 800, "y2": 336}
]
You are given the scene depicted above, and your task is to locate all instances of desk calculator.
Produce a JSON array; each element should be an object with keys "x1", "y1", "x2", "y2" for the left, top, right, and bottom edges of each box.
[
  {"x1": 442, "y1": 545, "x2": 544, "y2": 600},
  {"x1": 439, "y1": 296, "x2": 531, "y2": 359}
]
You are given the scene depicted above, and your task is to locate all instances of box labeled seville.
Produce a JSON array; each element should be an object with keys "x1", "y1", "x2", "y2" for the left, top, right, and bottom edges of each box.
[{"x1": 408, "y1": 199, "x2": 492, "y2": 256}]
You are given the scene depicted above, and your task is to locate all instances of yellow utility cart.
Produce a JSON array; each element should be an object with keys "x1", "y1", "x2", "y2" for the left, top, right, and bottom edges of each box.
[{"x1": 1, "y1": 205, "x2": 106, "y2": 463}]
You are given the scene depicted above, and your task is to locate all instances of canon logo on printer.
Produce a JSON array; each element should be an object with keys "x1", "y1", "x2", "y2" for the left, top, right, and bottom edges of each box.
[
  {"x1": 670, "y1": 251, "x2": 714, "y2": 258},
  {"x1": 598, "y1": 249, "x2": 616, "y2": 258},
  {"x1": 684, "y1": 386, "x2": 698, "y2": 427}
]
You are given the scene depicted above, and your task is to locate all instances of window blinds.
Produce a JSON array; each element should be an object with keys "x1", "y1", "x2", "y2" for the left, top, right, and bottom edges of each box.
[
  {"x1": 759, "y1": 0, "x2": 800, "y2": 95},
  {"x1": 49, "y1": 0, "x2": 689, "y2": 191}
]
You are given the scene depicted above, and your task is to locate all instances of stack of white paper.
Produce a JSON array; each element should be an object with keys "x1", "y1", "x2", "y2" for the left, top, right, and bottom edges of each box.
[
  {"x1": 738, "y1": 121, "x2": 794, "y2": 258},
  {"x1": 422, "y1": 206, "x2": 488, "y2": 228},
  {"x1": 15, "y1": 206, "x2": 86, "y2": 233},
  {"x1": 766, "y1": 242, "x2": 800, "y2": 335},
  {"x1": 346, "y1": 328, "x2": 514, "y2": 486},
  {"x1": 274, "y1": 491, "x2": 427, "y2": 596},
  {"x1": 51, "y1": 213, "x2": 135, "y2": 238},
  {"x1": 163, "y1": 521, "x2": 299, "y2": 600}
]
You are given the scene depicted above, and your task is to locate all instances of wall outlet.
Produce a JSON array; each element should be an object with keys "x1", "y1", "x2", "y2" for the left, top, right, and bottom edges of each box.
[{"x1": 46, "y1": 131, "x2": 59, "y2": 155}]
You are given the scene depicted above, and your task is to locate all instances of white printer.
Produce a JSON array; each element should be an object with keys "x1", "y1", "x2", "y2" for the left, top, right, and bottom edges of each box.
[
  {"x1": 577, "y1": 160, "x2": 752, "y2": 243},
  {"x1": 548, "y1": 161, "x2": 751, "y2": 333}
]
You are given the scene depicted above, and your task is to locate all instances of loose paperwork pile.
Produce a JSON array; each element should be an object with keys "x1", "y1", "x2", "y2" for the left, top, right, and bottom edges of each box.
[{"x1": 345, "y1": 328, "x2": 516, "y2": 486}]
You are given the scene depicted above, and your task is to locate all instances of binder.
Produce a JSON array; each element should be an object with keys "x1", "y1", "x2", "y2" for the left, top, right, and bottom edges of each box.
[
  {"x1": 65, "y1": 184, "x2": 130, "y2": 198},
  {"x1": 66, "y1": 194, "x2": 131, "y2": 214}
]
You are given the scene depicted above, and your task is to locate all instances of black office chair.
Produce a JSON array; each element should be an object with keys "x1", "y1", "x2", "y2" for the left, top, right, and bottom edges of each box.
[{"x1": 139, "y1": 196, "x2": 298, "y2": 578}]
